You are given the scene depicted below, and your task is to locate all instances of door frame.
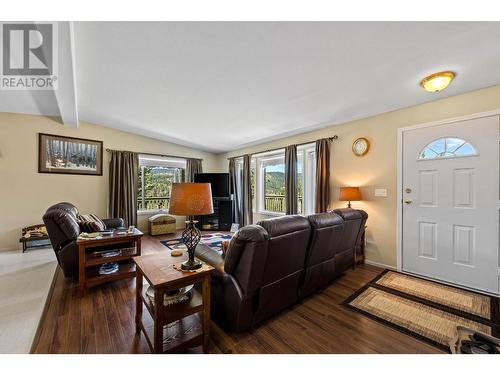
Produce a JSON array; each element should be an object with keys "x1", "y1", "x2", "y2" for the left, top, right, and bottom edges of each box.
[{"x1": 396, "y1": 109, "x2": 500, "y2": 295}]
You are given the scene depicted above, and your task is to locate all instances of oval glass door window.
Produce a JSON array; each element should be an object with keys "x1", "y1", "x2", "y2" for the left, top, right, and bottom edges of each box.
[{"x1": 418, "y1": 137, "x2": 477, "y2": 160}]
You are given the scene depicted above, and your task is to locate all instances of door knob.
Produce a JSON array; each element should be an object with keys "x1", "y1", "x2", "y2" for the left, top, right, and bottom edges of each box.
[{"x1": 404, "y1": 199, "x2": 413, "y2": 204}]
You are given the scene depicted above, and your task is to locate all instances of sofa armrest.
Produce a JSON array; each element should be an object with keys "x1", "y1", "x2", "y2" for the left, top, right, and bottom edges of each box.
[
  {"x1": 195, "y1": 245, "x2": 224, "y2": 275},
  {"x1": 58, "y1": 241, "x2": 79, "y2": 278},
  {"x1": 102, "y1": 218, "x2": 125, "y2": 229}
]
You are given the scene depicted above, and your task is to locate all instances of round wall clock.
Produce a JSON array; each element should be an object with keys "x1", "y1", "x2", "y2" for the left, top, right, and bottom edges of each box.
[{"x1": 352, "y1": 137, "x2": 370, "y2": 156}]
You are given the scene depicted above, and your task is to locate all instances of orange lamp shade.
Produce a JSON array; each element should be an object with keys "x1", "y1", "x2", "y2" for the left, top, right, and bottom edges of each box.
[
  {"x1": 168, "y1": 183, "x2": 214, "y2": 216},
  {"x1": 339, "y1": 187, "x2": 361, "y2": 202}
]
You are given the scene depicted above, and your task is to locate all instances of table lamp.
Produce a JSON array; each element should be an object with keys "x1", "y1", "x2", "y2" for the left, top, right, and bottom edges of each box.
[
  {"x1": 168, "y1": 183, "x2": 214, "y2": 270},
  {"x1": 339, "y1": 187, "x2": 361, "y2": 208}
]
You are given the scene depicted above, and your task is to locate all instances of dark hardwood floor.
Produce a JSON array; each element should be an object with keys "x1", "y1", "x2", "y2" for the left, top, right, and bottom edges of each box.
[{"x1": 32, "y1": 232, "x2": 442, "y2": 354}]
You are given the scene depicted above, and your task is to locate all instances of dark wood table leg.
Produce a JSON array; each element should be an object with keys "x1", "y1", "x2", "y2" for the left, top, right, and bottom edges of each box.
[
  {"x1": 153, "y1": 289, "x2": 163, "y2": 353},
  {"x1": 202, "y1": 275, "x2": 211, "y2": 353},
  {"x1": 78, "y1": 244, "x2": 86, "y2": 296},
  {"x1": 136, "y1": 237, "x2": 142, "y2": 256},
  {"x1": 135, "y1": 272, "x2": 143, "y2": 334}
]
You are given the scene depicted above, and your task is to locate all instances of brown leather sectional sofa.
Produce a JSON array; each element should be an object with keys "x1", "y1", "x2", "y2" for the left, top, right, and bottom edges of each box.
[{"x1": 196, "y1": 208, "x2": 367, "y2": 332}]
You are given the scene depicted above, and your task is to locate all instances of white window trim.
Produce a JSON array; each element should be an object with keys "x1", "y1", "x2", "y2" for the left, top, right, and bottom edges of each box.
[
  {"x1": 298, "y1": 143, "x2": 316, "y2": 215},
  {"x1": 255, "y1": 151, "x2": 286, "y2": 215}
]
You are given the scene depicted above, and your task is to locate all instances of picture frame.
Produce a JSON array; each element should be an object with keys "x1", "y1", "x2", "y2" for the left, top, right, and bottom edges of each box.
[{"x1": 38, "y1": 133, "x2": 103, "y2": 176}]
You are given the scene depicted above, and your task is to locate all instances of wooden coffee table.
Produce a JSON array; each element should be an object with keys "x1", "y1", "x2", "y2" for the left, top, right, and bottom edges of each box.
[
  {"x1": 133, "y1": 251, "x2": 214, "y2": 353},
  {"x1": 77, "y1": 228, "x2": 143, "y2": 295}
]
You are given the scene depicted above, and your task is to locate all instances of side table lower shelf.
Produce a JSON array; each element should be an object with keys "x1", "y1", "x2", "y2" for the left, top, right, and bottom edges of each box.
[
  {"x1": 137, "y1": 306, "x2": 204, "y2": 353},
  {"x1": 85, "y1": 262, "x2": 136, "y2": 288}
]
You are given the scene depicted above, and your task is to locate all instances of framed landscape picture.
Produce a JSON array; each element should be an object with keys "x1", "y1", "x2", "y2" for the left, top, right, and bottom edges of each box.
[{"x1": 38, "y1": 133, "x2": 103, "y2": 175}]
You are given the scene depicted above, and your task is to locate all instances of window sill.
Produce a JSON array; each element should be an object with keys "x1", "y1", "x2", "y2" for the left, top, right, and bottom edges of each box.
[
  {"x1": 256, "y1": 210, "x2": 286, "y2": 217},
  {"x1": 137, "y1": 209, "x2": 172, "y2": 216}
]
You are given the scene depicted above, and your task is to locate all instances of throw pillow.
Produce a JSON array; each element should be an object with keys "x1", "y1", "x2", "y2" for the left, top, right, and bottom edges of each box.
[
  {"x1": 78, "y1": 220, "x2": 101, "y2": 233},
  {"x1": 77, "y1": 213, "x2": 105, "y2": 232}
]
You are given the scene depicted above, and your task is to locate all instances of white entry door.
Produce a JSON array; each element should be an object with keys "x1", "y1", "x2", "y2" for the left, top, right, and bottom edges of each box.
[{"x1": 402, "y1": 115, "x2": 499, "y2": 294}]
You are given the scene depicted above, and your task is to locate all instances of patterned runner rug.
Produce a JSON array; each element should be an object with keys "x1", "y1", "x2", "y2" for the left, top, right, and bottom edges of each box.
[{"x1": 343, "y1": 270, "x2": 500, "y2": 352}]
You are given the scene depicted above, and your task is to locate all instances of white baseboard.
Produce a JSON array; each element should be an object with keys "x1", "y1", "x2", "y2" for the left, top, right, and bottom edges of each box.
[{"x1": 364, "y1": 259, "x2": 397, "y2": 271}]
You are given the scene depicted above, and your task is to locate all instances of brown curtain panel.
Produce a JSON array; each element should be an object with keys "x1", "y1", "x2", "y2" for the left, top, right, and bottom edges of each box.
[
  {"x1": 285, "y1": 144, "x2": 298, "y2": 215},
  {"x1": 315, "y1": 138, "x2": 331, "y2": 213},
  {"x1": 108, "y1": 151, "x2": 139, "y2": 227},
  {"x1": 242, "y1": 154, "x2": 253, "y2": 226},
  {"x1": 229, "y1": 157, "x2": 242, "y2": 224},
  {"x1": 186, "y1": 158, "x2": 203, "y2": 182}
]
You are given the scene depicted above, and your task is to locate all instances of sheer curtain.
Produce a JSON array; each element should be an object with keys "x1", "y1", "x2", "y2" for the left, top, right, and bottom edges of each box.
[
  {"x1": 285, "y1": 145, "x2": 298, "y2": 214},
  {"x1": 108, "y1": 150, "x2": 139, "y2": 226},
  {"x1": 315, "y1": 138, "x2": 331, "y2": 213}
]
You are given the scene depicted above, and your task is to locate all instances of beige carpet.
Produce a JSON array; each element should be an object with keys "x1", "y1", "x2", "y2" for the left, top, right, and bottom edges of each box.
[
  {"x1": 344, "y1": 270, "x2": 499, "y2": 351},
  {"x1": 0, "y1": 248, "x2": 57, "y2": 353}
]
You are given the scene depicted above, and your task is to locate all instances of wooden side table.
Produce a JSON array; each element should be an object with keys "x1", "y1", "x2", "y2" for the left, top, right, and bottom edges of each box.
[
  {"x1": 77, "y1": 228, "x2": 143, "y2": 295},
  {"x1": 133, "y1": 252, "x2": 214, "y2": 354}
]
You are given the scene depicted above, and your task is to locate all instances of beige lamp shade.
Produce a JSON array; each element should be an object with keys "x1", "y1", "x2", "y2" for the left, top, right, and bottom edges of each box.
[
  {"x1": 339, "y1": 187, "x2": 361, "y2": 202},
  {"x1": 168, "y1": 183, "x2": 214, "y2": 216}
]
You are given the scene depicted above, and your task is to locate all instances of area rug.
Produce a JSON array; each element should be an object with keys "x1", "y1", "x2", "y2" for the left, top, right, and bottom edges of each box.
[
  {"x1": 343, "y1": 270, "x2": 500, "y2": 352},
  {"x1": 161, "y1": 233, "x2": 232, "y2": 255}
]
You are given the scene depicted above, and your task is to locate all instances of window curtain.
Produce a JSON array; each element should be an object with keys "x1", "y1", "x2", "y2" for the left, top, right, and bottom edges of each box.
[
  {"x1": 108, "y1": 150, "x2": 139, "y2": 226},
  {"x1": 186, "y1": 158, "x2": 203, "y2": 182},
  {"x1": 229, "y1": 157, "x2": 242, "y2": 224},
  {"x1": 242, "y1": 154, "x2": 253, "y2": 226},
  {"x1": 285, "y1": 145, "x2": 298, "y2": 215},
  {"x1": 315, "y1": 138, "x2": 331, "y2": 213}
]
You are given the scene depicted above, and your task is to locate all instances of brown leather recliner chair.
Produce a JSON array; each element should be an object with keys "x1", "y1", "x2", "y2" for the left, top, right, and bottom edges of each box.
[
  {"x1": 253, "y1": 215, "x2": 311, "y2": 323},
  {"x1": 196, "y1": 208, "x2": 367, "y2": 333},
  {"x1": 42, "y1": 202, "x2": 125, "y2": 278}
]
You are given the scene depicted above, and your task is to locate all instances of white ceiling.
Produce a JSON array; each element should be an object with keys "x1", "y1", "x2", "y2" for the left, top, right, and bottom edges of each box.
[{"x1": 2, "y1": 22, "x2": 500, "y2": 153}]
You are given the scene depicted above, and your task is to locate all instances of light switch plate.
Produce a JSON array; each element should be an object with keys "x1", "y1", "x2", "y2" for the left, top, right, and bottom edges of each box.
[{"x1": 374, "y1": 188, "x2": 387, "y2": 197}]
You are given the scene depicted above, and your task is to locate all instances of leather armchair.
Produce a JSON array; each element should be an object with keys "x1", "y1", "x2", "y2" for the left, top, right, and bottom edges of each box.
[
  {"x1": 42, "y1": 202, "x2": 125, "y2": 278},
  {"x1": 197, "y1": 225, "x2": 269, "y2": 332}
]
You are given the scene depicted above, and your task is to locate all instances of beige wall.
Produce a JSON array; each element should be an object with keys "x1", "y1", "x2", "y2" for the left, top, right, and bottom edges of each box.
[
  {"x1": 0, "y1": 112, "x2": 219, "y2": 251},
  {"x1": 216, "y1": 85, "x2": 500, "y2": 268}
]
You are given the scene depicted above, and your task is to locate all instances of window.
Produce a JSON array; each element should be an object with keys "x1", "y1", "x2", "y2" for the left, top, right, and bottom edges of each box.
[
  {"x1": 418, "y1": 137, "x2": 477, "y2": 160},
  {"x1": 137, "y1": 155, "x2": 186, "y2": 212},
  {"x1": 253, "y1": 145, "x2": 316, "y2": 215},
  {"x1": 259, "y1": 154, "x2": 286, "y2": 213}
]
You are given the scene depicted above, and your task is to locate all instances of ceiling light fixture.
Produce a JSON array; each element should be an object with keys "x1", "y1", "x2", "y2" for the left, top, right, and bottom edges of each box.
[{"x1": 420, "y1": 71, "x2": 455, "y2": 92}]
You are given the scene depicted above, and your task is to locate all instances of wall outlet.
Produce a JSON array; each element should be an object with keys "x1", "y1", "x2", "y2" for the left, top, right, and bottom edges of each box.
[{"x1": 374, "y1": 188, "x2": 387, "y2": 197}]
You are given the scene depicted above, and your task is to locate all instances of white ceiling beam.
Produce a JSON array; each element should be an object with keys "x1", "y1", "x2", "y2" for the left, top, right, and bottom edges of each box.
[{"x1": 53, "y1": 21, "x2": 79, "y2": 128}]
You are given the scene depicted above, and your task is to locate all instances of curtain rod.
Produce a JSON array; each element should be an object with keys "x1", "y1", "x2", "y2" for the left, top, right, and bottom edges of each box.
[
  {"x1": 105, "y1": 149, "x2": 203, "y2": 161},
  {"x1": 227, "y1": 135, "x2": 338, "y2": 160}
]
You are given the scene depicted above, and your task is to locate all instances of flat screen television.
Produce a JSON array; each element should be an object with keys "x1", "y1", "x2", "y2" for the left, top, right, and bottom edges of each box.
[{"x1": 194, "y1": 173, "x2": 230, "y2": 198}]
